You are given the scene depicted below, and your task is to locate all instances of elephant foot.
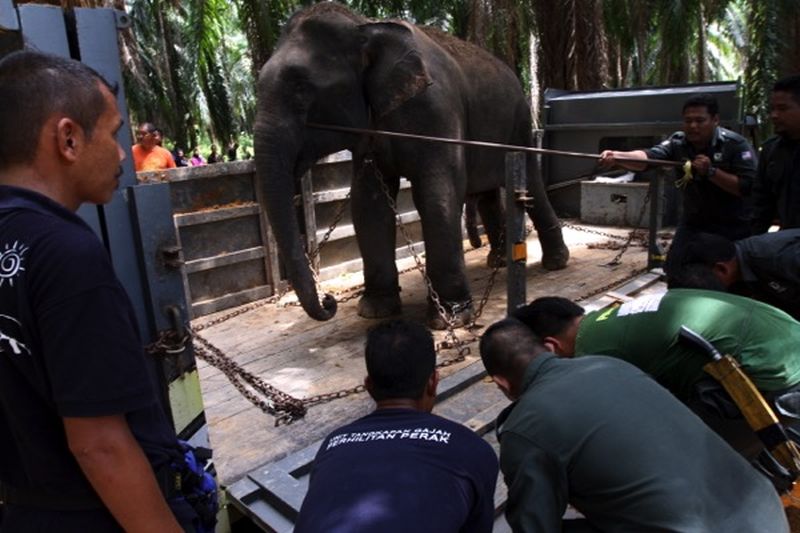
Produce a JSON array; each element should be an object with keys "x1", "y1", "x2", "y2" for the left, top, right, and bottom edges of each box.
[
  {"x1": 542, "y1": 244, "x2": 570, "y2": 271},
  {"x1": 427, "y1": 300, "x2": 474, "y2": 330},
  {"x1": 468, "y1": 232, "x2": 483, "y2": 249},
  {"x1": 358, "y1": 293, "x2": 402, "y2": 319},
  {"x1": 486, "y1": 248, "x2": 506, "y2": 269}
]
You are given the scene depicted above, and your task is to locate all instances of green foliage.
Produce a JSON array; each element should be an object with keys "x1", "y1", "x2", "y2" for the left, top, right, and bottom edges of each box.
[{"x1": 122, "y1": 0, "x2": 795, "y2": 147}]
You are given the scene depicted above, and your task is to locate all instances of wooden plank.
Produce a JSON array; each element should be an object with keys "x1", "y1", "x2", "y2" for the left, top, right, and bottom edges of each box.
[
  {"x1": 137, "y1": 160, "x2": 254, "y2": 183},
  {"x1": 191, "y1": 286, "x2": 272, "y2": 317},
  {"x1": 185, "y1": 246, "x2": 266, "y2": 274},
  {"x1": 318, "y1": 242, "x2": 425, "y2": 282},
  {"x1": 315, "y1": 211, "x2": 421, "y2": 241},
  {"x1": 312, "y1": 181, "x2": 411, "y2": 204},
  {"x1": 582, "y1": 269, "x2": 664, "y2": 312},
  {"x1": 175, "y1": 203, "x2": 259, "y2": 227},
  {"x1": 252, "y1": 172, "x2": 281, "y2": 297}
]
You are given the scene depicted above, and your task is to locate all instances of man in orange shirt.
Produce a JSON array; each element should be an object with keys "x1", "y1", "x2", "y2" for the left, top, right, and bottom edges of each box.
[{"x1": 132, "y1": 123, "x2": 176, "y2": 172}]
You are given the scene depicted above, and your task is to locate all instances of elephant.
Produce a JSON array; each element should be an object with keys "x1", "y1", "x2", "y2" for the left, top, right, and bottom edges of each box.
[{"x1": 255, "y1": 2, "x2": 569, "y2": 328}]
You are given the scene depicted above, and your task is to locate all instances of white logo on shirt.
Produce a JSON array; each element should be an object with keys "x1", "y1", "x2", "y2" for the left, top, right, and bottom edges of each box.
[
  {"x1": 0, "y1": 314, "x2": 30, "y2": 356},
  {"x1": 326, "y1": 427, "x2": 452, "y2": 449},
  {"x1": 617, "y1": 293, "x2": 666, "y2": 317},
  {"x1": 0, "y1": 241, "x2": 27, "y2": 288}
]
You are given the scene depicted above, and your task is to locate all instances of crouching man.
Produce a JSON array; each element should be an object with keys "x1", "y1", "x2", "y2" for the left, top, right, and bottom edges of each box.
[
  {"x1": 480, "y1": 317, "x2": 787, "y2": 532},
  {"x1": 295, "y1": 320, "x2": 499, "y2": 533}
]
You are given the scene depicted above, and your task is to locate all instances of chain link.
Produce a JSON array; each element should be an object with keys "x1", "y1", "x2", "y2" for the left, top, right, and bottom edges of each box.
[
  {"x1": 192, "y1": 331, "x2": 307, "y2": 426},
  {"x1": 607, "y1": 188, "x2": 651, "y2": 266},
  {"x1": 167, "y1": 165, "x2": 660, "y2": 425}
]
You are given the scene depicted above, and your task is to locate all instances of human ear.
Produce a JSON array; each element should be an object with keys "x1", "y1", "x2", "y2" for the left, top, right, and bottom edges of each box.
[
  {"x1": 492, "y1": 375, "x2": 514, "y2": 401},
  {"x1": 427, "y1": 370, "x2": 439, "y2": 397},
  {"x1": 56, "y1": 118, "x2": 82, "y2": 162},
  {"x1": 711, "y1": 261, "x2": 735, "y2": 287},
  {"x1": 543, "y1": 336, "x2": 561, "y2": 355}
]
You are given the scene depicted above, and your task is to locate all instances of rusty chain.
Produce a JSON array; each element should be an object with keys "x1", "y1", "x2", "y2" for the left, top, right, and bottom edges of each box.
[
  {"x1": 157, "y1": 167, "x2": 664, "y2": 425},
  {"x1": 607, "y1": 188, "x2": 651, "y2": 266}
]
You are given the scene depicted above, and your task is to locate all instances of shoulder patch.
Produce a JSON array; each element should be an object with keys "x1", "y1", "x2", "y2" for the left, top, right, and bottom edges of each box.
[{"x1": 741, "y1": 150, "x2": 753, "y2": 160}]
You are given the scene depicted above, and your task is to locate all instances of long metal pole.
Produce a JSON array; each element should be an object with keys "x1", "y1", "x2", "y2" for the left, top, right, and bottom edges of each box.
[
  {"x1": 307, "y1": 122, "x2": 685, "y2": 168},
  {"x1": 506, "y1": 152, "x2": 527, "y2": 314}
]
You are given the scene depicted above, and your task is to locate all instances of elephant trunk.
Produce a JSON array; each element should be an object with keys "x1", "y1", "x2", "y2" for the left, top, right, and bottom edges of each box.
[{"x1": 255, "y1": 115, "x2": 337, "y2": 321}]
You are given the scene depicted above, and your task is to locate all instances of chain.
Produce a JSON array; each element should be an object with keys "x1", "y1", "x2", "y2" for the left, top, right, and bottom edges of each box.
[
  {"x1": 560, "y1": 220, "x2": 630, "y2": 242},
  {"x1": 176, "y1": 165, "x2": 659, "y2": 423},
  {"x1": 574, "y1": 266, "x2": 650, "y2": 303},
  {"x1": 607, "y1": 188, "x2": 651, "y2": 266},
  {"x1": 191, "y1": 330, "x2": 307, "y2": 426},
  {"x1": 365, "y1": 158, "x2": 465, "y2": 352},
  {"x1": 467, "y1": 233, "x2": 504, "y2": 328},
  {"x1": 145, "y1": 329, "x2": 191, "y2": 355},
  {"x1": 308, "y1": 191, "x2": 351, "y2": 262}
]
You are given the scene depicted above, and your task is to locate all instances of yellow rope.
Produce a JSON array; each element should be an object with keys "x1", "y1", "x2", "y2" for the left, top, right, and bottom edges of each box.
[{"x1": 674, "y1": 160, "x2": 693, "y2": 189}]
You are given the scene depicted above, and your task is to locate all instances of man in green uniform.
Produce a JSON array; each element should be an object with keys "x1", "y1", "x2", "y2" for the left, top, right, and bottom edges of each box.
[
  {"x1": 513, "y1": 289, "x2": 800, "y2": 458},
  {"x1": 480, "y1": 318, "x2": 788, "y2": 533}
]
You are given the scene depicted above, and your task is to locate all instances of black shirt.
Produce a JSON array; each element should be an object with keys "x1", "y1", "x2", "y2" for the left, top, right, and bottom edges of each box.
[
  {"x1": 295, "y1": 408, "x2": 499, "y2": 533},
  {"x1": 0, "y1": 186, "x2": 181, "y2": 510},
  {"x1": 646, "y1": 127, "x2": 757, "y2": 239},
  {"x1": 751, "y1": 135, "x2": 800, "y2": 234}
]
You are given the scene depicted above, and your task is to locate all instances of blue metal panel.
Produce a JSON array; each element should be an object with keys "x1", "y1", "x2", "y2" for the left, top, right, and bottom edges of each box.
[
  {"x1": 72, "y1": 8, "x2": 152, "y2": 338},
  {"x1": 0, "y1": 0, "x2": 19, "y2": 31},
  {"x1": 129, "y1": 182, "x2": 191, "y2": 335},
  {"x1": 17, "y1": 5, "x2": 68, "y2": 56},
  {"x1": 15, "y1": 5, "x2": 105, "y2": 238}
]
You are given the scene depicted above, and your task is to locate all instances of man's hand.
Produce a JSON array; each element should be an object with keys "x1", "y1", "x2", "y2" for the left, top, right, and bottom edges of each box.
[
  {"x1": 691, "y1": 154, "x2": 713, "y2": 178},
  {"x1": 64, "y1": 415, "x2": 184, "y2": 533},
  {"x1": 597, "y1": 149, "x2": 648, "y2": 172},
  {"x1": 598, "y1": 150, "x2": 618, "y2": 168}
]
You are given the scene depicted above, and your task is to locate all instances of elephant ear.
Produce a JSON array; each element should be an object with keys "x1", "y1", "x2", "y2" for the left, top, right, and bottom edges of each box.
[{"x1": 359, "y1": 22, "x2": 432, "y2": 120}]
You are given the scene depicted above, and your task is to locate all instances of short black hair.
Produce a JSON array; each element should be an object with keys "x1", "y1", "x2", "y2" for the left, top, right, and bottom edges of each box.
[
  {"x1": 666, "y1": 263, "x2": 728, "y2": 291},
  {"x1": 773, "y1": 74, "x2": 800, "y2": 105},
  {"x1": 512, "y1": 297, "x2": 584, "y2": 340},
  {"x1": 364, "y1": 320, "x2": 435, "y2": 402},
  {"x1": 667, "y1": 232, "x2": 736, "y2": 266},
  {"x1": 683, "y1": 93, "x2": 719, "y2": 116},
  {"x1": 139, "y1": 122, "x2": 157, "y2": 134},
  {"x1": 0, "y1": 50, "x2": 114, "y2": 170},
  {"x1": 479, "y1": 317, "x2": 543, "y2": 379},
  {"x1": 665, "y1": 232, "x2": 736, "y2": 287}
]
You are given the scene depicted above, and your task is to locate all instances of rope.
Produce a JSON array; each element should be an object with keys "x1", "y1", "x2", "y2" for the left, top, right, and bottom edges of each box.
[{"x1": 306, "y1": 122, "x2": 685, "y2": 168}]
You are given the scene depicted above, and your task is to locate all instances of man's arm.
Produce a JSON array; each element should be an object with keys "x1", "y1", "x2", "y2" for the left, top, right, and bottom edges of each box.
[
  {"x1": 500, "y1": 432, "x2": 567, "y2": 532},
  {"x1": 737, "y1": 229, "x2": 800, "y2": 286},
  {"x1": 598, "y1": 150, "x2": 649, "y2": 172},
  {"x1": 64, "y1": 415, "x2": 183, "y2": 533},
  {"x1": 691, "y1": 155, "x2": 743, "y2": 196}
]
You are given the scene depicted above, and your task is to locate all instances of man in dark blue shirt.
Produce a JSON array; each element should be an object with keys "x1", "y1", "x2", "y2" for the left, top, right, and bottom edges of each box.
[
  {"x1": 598, "y1": 94, "x2": 757, "y2": 272},
  {"x1": 295, "y1": 320, "x2": 499, "y2": 533},
  {"x1": 0, "y1": 51, "x2": 197, "y2": 531}
]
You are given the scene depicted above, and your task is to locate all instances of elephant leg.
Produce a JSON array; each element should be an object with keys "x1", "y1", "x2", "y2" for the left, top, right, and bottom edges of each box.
[
  {"x1": 464, "y1": 195, "x2": 483, "y2": 249},
  {"x1": 525, "y1": 158, "x2": 570, "y2": 270},
  {"x1": 475, "y1": 189, "x2": 506, "y2": 268},
  {"x1": 411, "y1": 174, "x2": 473, "y2": 330},
  {"x1": 352, "y1": 160, "x2": 402, "y2": 318}
]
